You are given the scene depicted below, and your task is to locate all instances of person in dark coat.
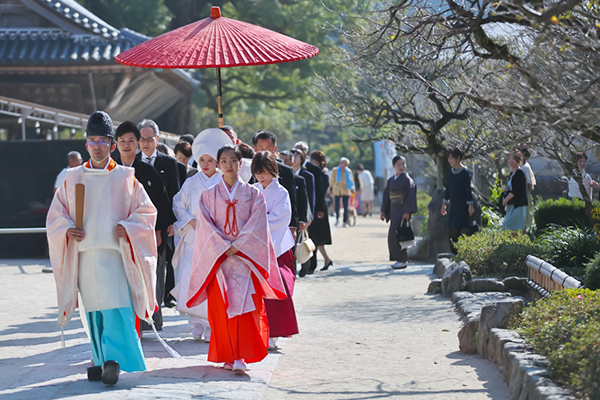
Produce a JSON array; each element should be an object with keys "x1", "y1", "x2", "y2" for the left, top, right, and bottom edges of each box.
[
  {"x1": 290, "y1": 149, "x2": 315, "y2": 215},
  {"x1": 380, "y1": 156, "x2": 418, "y2": 269},
  {"x1": 281, "y1": 151, "x2": 313, "y2": 228},
  {"x1": 137, "y1": 119, "x2": 181, "y2": 312},
  {"x1": 301, "y1": 150, "x2": 333, "y2": 276},
  {"x1": 114, "y1": 121, "x2": 177, "y2": 330},
  {"x1": 441, "y1": 146, "x2": 475, "y2": 254}
]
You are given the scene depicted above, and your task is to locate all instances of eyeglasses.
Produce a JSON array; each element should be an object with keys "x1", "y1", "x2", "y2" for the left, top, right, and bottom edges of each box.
[
  {"x1": 86, "y1": 139, "x2": 111, "y2": 147},
  {"x1": 139, "y1": 136, "x2": 156, "y2": 143}
]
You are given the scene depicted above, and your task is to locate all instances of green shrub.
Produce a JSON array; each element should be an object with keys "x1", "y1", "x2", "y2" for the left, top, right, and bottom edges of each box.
[
  {"x1": 534, "y1": 197, "x2": 599, "y2": 232},
  {"x1": 584, "y1": 253, "x2": 600, "y2": 290},
  {"x1": 454, "y1": 228, "x2": 540, "y2": 277},
  {"x1": 535, "y1": 226, "x2": 598, "y2": 277},
  {"x1": 481, "y1": 206, "x2": 502, "y2": 229},
  {"x1": 513, "y1": 288, "x2": 600, "y2": 398},
  {"x1": 415, "y1": 190, "x2": 432, "y2": 216}
]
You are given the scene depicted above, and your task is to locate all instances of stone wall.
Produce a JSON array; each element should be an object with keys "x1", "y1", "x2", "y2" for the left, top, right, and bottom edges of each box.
[{"x1": 429, "y1": 257, "x2": 574, "y2": 399}]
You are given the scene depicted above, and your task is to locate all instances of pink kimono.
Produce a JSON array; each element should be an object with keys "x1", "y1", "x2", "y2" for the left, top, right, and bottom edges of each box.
[{"x1": 187, "y1": 177, "x2": 285, "y2": 364}]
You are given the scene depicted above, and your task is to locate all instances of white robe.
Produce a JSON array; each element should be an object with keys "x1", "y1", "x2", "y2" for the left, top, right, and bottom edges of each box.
[
  {"x1": 358, "y1": 170, "x2": 375, "y2": 201},
  {"x1": 46, "y1": 159, "x2": 158, "y2": 327},
  {"x1": 253, "y1": 180, "x2": 295, "y2": 258},
  {"x1": 171, "y1": 171, "x2": 222, "y2": 322}
]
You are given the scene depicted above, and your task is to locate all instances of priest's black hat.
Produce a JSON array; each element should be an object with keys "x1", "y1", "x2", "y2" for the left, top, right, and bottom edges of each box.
[{"x1": 86, "y1": 111, "x2": 114, "y2": 137}]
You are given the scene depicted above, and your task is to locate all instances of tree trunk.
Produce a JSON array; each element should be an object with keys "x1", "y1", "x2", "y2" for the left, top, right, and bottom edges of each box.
[{"x1": 437, "y1": 154, "x2": 444, "y2": 189}]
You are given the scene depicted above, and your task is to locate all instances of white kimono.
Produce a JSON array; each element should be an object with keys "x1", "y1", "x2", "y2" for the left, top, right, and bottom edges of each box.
[
  {"x1": 46, "y1": 159, "x2": 158, "y2": 327},
  {"x1": 171, "y1": 171, "x2": 222, "y2": 323},
  {"x1": 253, "y1": 180, "x2": 295, "y2": 258}
]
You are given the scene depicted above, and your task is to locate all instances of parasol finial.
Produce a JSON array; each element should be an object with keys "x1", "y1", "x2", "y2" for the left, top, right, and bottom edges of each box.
[{"x1": 210, "y1": 6, "x2": 221, "y2": 19}]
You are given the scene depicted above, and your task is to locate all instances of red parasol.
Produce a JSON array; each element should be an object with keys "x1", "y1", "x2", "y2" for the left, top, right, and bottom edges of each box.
[{"x1": 115, "y1": 6, "x2": 319, "y2": 128}]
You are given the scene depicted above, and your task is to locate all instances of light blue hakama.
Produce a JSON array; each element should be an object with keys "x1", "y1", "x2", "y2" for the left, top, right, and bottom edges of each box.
[{"x1": 86, "y1": 305, "x2": 146, "y2": 372}]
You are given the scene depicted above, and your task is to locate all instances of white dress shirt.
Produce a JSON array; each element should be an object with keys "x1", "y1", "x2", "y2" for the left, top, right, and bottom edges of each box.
[{"x1": 141, "y1": 150, "x2": 158, "y2": 167}]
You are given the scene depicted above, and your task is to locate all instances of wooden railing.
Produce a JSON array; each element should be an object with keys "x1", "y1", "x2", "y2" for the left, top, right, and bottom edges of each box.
[
  {"x1": 0, "y1": 95, "x2": 181, "y2": 143},
  {"x1": 526, "y1": 255, "x2": 582, "y2": 298}
]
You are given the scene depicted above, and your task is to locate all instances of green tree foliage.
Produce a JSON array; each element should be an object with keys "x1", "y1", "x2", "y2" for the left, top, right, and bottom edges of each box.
[{"x1": 76, "y1": 0, "x2": 172, "y2": 37}]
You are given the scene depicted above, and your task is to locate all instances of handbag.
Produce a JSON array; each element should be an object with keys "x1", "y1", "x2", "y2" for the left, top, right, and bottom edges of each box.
[
  {"x1": 396, "y1": 219, "x2": 415, "y2": 250},
  {"x1": 295, "y1": 230, "x2": 316, "y2": 264},
  {"x1": 500, "y1": 191, "x2": 514, "y2": 207}
]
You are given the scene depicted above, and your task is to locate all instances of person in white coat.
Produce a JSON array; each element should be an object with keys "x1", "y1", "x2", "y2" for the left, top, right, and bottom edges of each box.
[
  {"x1": 252, "y1": 151, "x2": 299, "y2": 349},
  {"x1": 171, "y1": 128, "x2": 232, "y2": 341},
  {"x1": 356, "y1": 163, "x2": 375, "y2": 217}
]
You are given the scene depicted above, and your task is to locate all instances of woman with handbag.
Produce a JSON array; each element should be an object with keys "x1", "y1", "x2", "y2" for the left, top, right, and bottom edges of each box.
[
  {"x1": 501, "y1": 152, "x2": 528, "y2": 231},
  {"x1": 380, "y1": 156, "x2": 418, "y2": 269},
  {"x1": 252, "y1": 151, "x2": 299, "y2": 348},
  {"x1": 441, "y1": 146, "x2": 475, "y2": 253}
]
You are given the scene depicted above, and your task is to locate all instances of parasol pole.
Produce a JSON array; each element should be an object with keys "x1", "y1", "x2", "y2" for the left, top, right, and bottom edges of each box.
[{"x1": 217, "y1": 68, "x2": 223, "y2": 128}]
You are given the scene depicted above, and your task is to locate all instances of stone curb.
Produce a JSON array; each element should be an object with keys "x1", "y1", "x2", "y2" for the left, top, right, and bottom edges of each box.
[{"x1": 451, "y1": 292, "x2": 573, "y2": 400}]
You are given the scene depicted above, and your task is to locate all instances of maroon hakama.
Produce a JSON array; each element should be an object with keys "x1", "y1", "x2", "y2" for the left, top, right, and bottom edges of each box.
[{"x1": 264, "y1": 249, "x2": 299, "y2": 337}]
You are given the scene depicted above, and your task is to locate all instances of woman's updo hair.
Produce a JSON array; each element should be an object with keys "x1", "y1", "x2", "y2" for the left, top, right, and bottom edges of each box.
[
  {"x1": 508, "y1": 151, "x2": 522, "y2": 164},
  {"x1": 576, "y1": 152, "x2": 588, "y2": 161},
  {"x1": 174, "y1": 141, "x2": 192, "y2": 158},
  {"x1": 237, "y1": 142, "x2": 256, "y2": 159},
  {"x1": 217, "y1": 144, "x2": 242, "y2": 162},
  {"x1": 310, "y1": 150, "x2": 327, "y2": 169},
  {"x1": 519, "y1": 147, "x2": 531, "y2": 160},
  {"x1": 447, "y1": 146, "x2": 465, "y2": 161},
  {"x1": 251, "y1": 151, "x2": 279, "y2": 177},
  {"x1": 392, "y1": 155, "x2": 406, "y2": 166}
]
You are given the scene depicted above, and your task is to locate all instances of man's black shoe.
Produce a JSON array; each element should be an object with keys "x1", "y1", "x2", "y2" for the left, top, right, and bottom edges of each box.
[
  {"x1": 101, "y1": 360, "x2": 120, "y2": 385},
  {"x1": 87, "y1": 366, "x2": 102, "y2": 381}
]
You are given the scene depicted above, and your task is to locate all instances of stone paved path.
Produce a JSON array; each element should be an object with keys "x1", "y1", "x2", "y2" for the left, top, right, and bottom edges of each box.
[{"x1": 0, "y1": 215, "x2": 510, "y2": 399}]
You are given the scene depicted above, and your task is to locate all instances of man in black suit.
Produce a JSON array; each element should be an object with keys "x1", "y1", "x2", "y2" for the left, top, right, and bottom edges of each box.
[
  {"x1": 252, "y1": 131, "x2": 299, "y2": 235},
  {"x1": 281, "y1": 151, "x2": 312, "y2": 230},
  {"x1": 289, "y1": 149, "x2": 316, "y2": 217},
  {"x1": 137, "y1": 119, "x2": 181, "y2": 311},
  {"x1": 295, "y1": 142, "x2": 329, "y2": 275},
  {"x1": 114, "y1": 121, "x2": 177, "y2": 330}
]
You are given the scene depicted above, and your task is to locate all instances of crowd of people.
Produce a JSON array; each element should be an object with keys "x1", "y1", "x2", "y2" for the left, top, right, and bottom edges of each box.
[
  {"x1": 46, "y1": 111, "x2": 339, "y2": 384},
  {"x1": 48, "y1": 109, "x2": 596, "y2": 386}
]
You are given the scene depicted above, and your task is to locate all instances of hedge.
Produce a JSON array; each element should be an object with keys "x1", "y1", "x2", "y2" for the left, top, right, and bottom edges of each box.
[
  {"x1": 534, "y1": 197, "x2": 600, "y2": 232},
  {"x1": 454, "y1": 228, "x2": 539, "y2": 277},
  {"x1": 513, "y1": 288, "x2": 600, "y2": 399}
]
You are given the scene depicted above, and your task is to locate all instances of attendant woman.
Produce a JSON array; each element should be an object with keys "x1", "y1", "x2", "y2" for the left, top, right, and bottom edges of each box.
[
  {"x1": 186, "y1": 145, "x2": 285, "y2": 372},
  {"x1": 380, "y1": 156, "x2": 418, "y2": 269},
  {"x1": 252, "y1": 151, "x2": 299, "y2": 349},
  {"x1": 301, "y1": 151, "x2": 333, "y2": 275},
  {"x1": 502, "y1": 152, "x2": 528, "y2": 231},
  {"x1": 441, "y1": 146, "x2": 475, "y2": 253},
  {"x1": 171, "y1": 129, "x2": 231, "y2": 342}
]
